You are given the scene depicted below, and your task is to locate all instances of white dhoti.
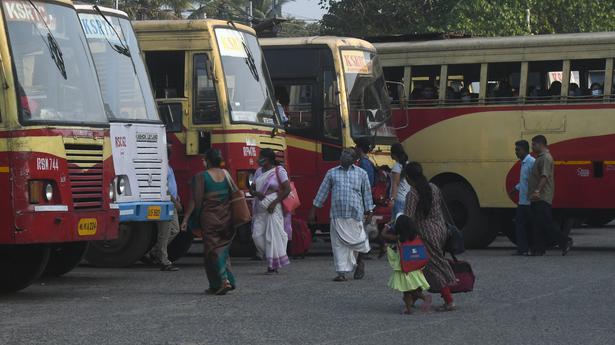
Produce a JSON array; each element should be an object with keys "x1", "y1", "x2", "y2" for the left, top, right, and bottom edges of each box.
[{"x1": 330, "y1": 218, "x2": 370, "y2": 273}]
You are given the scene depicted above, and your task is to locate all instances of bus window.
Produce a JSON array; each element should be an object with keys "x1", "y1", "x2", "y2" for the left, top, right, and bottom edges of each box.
[
  {"x1": 409, "y1": 65, "x2": 440, "y2": 106},
  {"x1": 145, "y1": 51, "x2": 185, "y2": 99},
  {"x1": 323, "y1": 69, "x2": 341, "y2": 141},
  {"x1": 275, "y1": 84, "x2": 314, "y2": 130},
  {"x1": 193, "y1": 54, "x2": 220, "y2": 124},
  {"x1": 383, "y1": 66, "x2": 404, "y2": 105},
  {"x1": 527, "y1": 60, "x2": 563, "y2": 103},
  {"x1": 569, "y1": 59, "x2": 606, "y2": 101},
  {"x1": 446, "y1": 64, "x2": 481, "y2": 105},
  {"x1": 486, "y1": 62, "x2": 520, "y2": 104},
  {"x1": 158, "y1": 102, "x2": 183, "y2": 132}
]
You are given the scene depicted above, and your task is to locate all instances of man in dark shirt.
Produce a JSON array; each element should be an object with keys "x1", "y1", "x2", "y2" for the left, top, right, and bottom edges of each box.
[{"x1": 528, "y1": 135, "x2": 572, "y2": 256}]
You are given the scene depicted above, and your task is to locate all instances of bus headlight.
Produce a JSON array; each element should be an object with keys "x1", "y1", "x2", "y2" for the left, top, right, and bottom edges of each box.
[
  {"x1": 108, "y1": 181, "x2": 116, "y2": 201},
  {"x1": 117, "y1": 176, "x2": 126, "y2": 195},
  {"x1": 236, "y1": 170, "x2": 255, "y2": 190},
  {"x1": 44, "y1": 183, "x2": 53, "y2": 201}
]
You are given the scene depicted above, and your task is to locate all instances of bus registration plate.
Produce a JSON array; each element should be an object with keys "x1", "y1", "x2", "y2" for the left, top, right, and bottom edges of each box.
[
  {"x1": 78, "y1": 218, "x2": 97, "y2": 236},
  {"x1": 147, "y1": 206, "x2": 161, "y2": 220}
]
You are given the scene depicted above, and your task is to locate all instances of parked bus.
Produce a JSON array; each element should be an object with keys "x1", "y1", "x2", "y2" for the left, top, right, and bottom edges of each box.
[
  {"x1": 260, "y1": 37, "x2": 396, "y2": 236},
  {"x1": 0, "y1": 0, "x2": 119, "y2": 291},
  {"x1": 134, "y1": 20, "x2": 286, "y2": 257},
  {"x1": 374, "y1": 32, "x2": 615, "y2": 248},
  {"x1": 75, "y1": 5, "x2": 173, "y2": 267}
]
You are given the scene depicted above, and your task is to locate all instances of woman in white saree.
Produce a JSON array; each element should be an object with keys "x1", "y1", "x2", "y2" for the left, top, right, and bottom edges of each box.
[{"x1": 250, "y1": 149, "x2": 292, "y2": 274}]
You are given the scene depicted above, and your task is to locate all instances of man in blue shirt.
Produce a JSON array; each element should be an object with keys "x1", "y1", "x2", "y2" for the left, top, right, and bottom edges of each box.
[
  {"x1": 309, "y1": 149, "x2": 374, "y2": 282},
  {"x1": 146, "y1": 145, "x2": 182, "y2": 271},
  {"x1": 509, "y1": 140, "x2": 535, "y2": 256},
  {"x1": 354, "y1": 137, "x2": 376, "y2": 188}
]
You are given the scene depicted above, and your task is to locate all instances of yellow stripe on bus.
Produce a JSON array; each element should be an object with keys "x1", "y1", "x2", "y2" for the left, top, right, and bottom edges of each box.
[
  {"x1": 554, "y1": 161, "x2": 592, "y2": 165},
  {"x1": 0, "y1": 167, "x2": 9, "y2": 173}
]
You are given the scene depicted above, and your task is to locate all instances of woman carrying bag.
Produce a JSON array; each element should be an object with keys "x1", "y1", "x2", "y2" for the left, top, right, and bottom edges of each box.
[
  {"x1": 181, "y1": 149, "x2": 240, "y2": 295},
  {"x1": 250, "y1": 149, "x2": 292, "y2": 274}
]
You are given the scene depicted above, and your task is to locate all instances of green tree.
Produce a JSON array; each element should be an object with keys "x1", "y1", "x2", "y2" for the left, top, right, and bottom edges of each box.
[{"x1": 318, "y1": 0, "x2": 615, "y2": 37}]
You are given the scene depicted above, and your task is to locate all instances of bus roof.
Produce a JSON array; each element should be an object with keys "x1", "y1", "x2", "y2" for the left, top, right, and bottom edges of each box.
[
  {"x1": 133, "y1": 19, "x2": 254, "y2": 35},
  {"x1": 374, "y1": 32, "x2": 615, "y2": 64},
  {"x1": 73, "y1": 4, "x2": 129, "y2": 19},
  {"x1": 260, "y1": 36, "x2": 375, "y2": 51}
]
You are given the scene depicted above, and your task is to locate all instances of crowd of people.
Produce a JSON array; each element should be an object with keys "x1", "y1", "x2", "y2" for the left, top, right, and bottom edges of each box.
[{"x1": 143, "y1": 133, "x2": 571, "y2": 312}]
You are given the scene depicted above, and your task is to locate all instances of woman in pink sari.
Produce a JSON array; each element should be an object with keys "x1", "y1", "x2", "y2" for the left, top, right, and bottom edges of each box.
[{"x1": 250, "y1": 148, "x2": 291, "y2": 274}]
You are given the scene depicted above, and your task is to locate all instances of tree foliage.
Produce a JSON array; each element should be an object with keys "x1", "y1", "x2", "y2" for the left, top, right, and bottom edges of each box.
[{"x1": 318, "y1": 0, "x2": 615, "y2": 37}]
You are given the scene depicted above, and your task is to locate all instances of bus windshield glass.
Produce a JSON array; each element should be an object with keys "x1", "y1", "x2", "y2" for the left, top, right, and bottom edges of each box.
[
  {"x1": 79, "y1": 12, "x2": 159, "y2": 122},
  {"x1": 215, "y1": 28, "x2": 278, "y2": 126},
  {"x1": 3, "y1": 1, "x2": 107, "y2": 125},
  {"x1": 341, "y1": 49, "x2": 396, "y2": 142}
]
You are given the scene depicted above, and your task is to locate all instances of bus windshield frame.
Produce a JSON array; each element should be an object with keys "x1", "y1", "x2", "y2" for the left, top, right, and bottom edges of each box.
[
  {"x1": 3, "y1": 0, "x2": 108, "y2": 126},
  {"x1": 79, "y1": 10, "x2": 160, "y2": 123},
  {"x1": 340, "y1": 48, "x2": 396, "y2": 144},
  {"x1": 214, "y1": 26, "x2": 280, "y2": 127}
]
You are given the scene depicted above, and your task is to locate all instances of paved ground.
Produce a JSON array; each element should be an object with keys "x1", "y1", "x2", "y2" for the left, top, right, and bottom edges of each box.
[{"x1": 1, "y1": 227, "x2": 615, "y2": 345}]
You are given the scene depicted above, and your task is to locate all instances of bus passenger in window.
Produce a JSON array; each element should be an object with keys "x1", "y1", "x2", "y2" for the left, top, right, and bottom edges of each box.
[
  {"x1": 421, "y1": 85, "x2": 437, "y2": 100},
  {"x1": 460, "y1": 88, "x2": 473, "y2": 103},
  {"x1": 495, "y1": 80, "x2": 513, "y2": 100},
  {"x1": 569, "y1": 83, "x2": 581, "y2": 97},
  {"x1": 590, "y1": 82, "x2": 604, "y2": 97},
  {"x1": 548, "y1": 81, "x2": 562, "y2": 98},
  {"x1": 445, "y1": 86, "x2": 459, "y2": 102}
]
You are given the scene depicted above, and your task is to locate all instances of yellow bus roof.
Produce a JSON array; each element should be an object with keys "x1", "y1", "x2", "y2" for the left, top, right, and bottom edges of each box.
[
  {"x1": 374, "y1": 32, "x2": 615, "y2": 64},
  {"x1": 260, "y1": 36, "x2": 375, "y2": 51},
  {"x1": 133, "y1": 19, "x2": 254, "y2": 35}
]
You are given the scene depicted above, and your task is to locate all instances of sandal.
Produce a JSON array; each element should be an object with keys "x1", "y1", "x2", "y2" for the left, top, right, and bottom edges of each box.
[
  {"x1": 333, "y1": 275, "x2": 347, "y2": 282},
  {"x1": 353, "y1": 261, "x2": 365, "y2": 280},
  {"x1": 436, "y1": 303, "x2": 456, "y2": 312},
  {"x1": 265, "y1": 268, "x2": 278, "y2": 275},
  {"x1": 215, "y1": 280, "x2": 233, "y2": 295}
]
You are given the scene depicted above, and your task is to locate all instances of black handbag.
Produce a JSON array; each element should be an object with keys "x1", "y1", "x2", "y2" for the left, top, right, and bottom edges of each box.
[{"x1": 441, "y1": 198, "x2": 466, "y2": 255}]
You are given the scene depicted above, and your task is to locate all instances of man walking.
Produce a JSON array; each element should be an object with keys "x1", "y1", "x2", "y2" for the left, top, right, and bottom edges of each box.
[
  {"x1": 354, "y1": 137, "x2": 376, "y2": 188},
  {"x1": 528, "y1": 135, "x2": 573, "y2": 256},
  {"x1": 146, "y1": 145, "x2": 182, "y2": 271},
  {"x1": 509, "y1": 140, "x2": 535, "y2": 256},
  {"x1": 309, "y1": 149, "x2": 375, "y2": 281}
]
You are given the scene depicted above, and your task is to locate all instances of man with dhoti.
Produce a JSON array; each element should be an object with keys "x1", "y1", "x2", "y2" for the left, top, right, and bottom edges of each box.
[{"x1": 309, "y1": 149, "x2": 375, "y2": 282}]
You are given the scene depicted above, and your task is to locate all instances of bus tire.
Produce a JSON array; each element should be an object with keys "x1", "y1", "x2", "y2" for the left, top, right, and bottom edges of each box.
[
  {"x1": 42, "y1": 242, "x2": 88, "y2": 277},
  {"x1": 441, "y1": 181, "x2": 495, "y2": 249},
  {"x1": 167, "y1": 231, "x2": 194, "y2": 262},
  {"x1": 85, "y1": 223, "x2": 154, "y2": 267},
  {"x1": 0, "y1": 244, "x2": 50, "y2": 293}
]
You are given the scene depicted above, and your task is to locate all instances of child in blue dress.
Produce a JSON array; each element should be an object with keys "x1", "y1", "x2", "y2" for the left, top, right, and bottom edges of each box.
[{"x1": 382, "y1": 214, "x2": 432, "y2": 314}]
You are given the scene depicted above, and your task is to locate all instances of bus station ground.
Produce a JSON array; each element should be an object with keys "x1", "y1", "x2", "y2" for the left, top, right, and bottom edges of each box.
[{"x1": 1, "y1": 227, "x2": 615, "y2": 345}]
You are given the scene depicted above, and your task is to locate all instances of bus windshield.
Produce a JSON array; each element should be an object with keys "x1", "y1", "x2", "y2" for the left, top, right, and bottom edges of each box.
[
  {"x1": 79, "y1": 12, "x2": 158, "y2": 122},
  {"x1": 215, "y1": 27, "x2": 279, "y2": 126},
  {"x1": 3, "y1": 1, "x2": 107, "y2": 125},
  {"x1": 341, "y1": 49, "x2": 396, "y2": 143}
]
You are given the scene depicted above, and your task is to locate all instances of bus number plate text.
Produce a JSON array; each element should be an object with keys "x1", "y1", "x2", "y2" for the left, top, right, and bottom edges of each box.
[
  {"x1": 147, "y1": 206, "x2": 161, "y2": 220},
  {"x1": 77, "y1": 218, "x2": 98, "y2": 236}
]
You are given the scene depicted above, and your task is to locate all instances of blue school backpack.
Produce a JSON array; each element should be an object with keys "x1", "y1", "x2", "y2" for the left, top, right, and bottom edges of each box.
[{"x1": 399, "y1": 238, "x2": 429, "y2": 273}]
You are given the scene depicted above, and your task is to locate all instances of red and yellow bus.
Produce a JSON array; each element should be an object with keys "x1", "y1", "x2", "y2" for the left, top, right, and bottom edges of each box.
[
  {"x1": 0, "y1": 0, "x2": 118, "y2": 291},
  {"x1": 260, "y1": 37, "x2": 396, "y2": 236},
  {"x1": 134, "y1": 20, "x2": 286, "y2": 257},
  {"x1": 374, "y1": 32, "x2": 615, "y2": 248}
]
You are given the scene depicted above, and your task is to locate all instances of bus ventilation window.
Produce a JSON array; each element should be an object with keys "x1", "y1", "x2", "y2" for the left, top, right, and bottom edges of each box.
[
  {"x1": 198, "y1": 131, "x2": 211, "y2": 154},
  {"x1": 593, "y1": 161, "x2": 604, "y2": 178}
]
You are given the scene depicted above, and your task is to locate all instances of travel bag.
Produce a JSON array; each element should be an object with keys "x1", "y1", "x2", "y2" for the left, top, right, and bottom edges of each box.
[{"x1": 288, "y1": 218, "x2": 312, "y2": 258}]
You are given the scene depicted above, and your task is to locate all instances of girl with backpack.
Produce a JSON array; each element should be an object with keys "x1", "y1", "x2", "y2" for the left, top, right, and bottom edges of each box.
[{"x1": 381, "y1": 214, "x2": 432, "y2": 314}]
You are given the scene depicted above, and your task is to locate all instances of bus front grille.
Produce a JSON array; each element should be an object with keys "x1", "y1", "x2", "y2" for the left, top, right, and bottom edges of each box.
[
  {"x1": 65, "y1": 143, "x2": 104, "y2": 210},
  {"x1": 134, "y1": 142, "x2": 163, "y2": 200}
]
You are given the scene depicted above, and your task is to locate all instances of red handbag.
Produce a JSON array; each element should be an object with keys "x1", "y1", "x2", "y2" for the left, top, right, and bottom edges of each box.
[{"x1": 276, "y1": 166, "x2": 300, "y2": 213}]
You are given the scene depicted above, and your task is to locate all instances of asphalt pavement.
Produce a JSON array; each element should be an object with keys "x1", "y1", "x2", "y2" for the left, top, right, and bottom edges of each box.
[{"x1": 1, "y1": 227, "x2": 615, "y2": 345}]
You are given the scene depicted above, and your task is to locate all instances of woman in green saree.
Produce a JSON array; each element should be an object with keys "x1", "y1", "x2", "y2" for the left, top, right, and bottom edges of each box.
[{"x1": 181, "y1": 149, "x2": 236, "y2": 295}]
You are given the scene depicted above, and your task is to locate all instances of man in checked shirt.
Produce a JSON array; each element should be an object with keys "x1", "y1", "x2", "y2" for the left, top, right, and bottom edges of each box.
[{"x1": 309, "y1": 149, "x2": 375, "y2": 282}]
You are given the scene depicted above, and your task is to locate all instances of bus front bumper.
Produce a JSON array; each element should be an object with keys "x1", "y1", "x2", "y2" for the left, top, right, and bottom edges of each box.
[{"x1": 118, "y1": 201, "x2": 174, "y2": 223}]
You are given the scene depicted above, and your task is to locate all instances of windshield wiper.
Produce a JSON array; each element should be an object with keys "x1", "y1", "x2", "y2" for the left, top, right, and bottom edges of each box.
[
  {"x1": 227, "y1": 21, "x2": 259, "y2": 81},
  {"x1": 93, "y1": 5, "x2": 131, "y2": 58},
  {"x1": 25, "y1": 0, "x2": 66, "y2": 79}
]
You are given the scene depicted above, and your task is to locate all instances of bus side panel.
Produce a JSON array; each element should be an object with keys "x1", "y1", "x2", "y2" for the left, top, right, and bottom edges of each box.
[{"x1": 0, "y1": 149, "x2": 14, "y2": 243}]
